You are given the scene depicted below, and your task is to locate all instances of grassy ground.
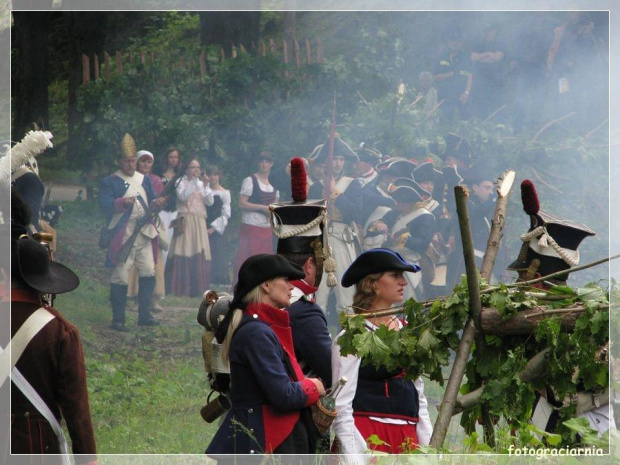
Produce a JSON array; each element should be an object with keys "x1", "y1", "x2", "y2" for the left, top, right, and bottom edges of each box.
[
  {"x1": 55, "y1": 199, "x2": 219, "y2": 454},
  {"x1": 54, "y1": 199, "x2": 470, "y2": 458}
]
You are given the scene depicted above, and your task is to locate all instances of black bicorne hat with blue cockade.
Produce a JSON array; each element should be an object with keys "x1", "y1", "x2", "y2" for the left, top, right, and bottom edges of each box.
[{"x1": 342, "y1": 248, "x2": 421, "y2": 288}]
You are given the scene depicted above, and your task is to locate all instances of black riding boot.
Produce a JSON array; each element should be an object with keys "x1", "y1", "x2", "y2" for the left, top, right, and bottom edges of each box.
[
  {"x1": 110, "y1": 283, "x2": 128, "y2": 331},
  {"x1": 138, "y1": 276, "x2": 159, "y2": 326}
]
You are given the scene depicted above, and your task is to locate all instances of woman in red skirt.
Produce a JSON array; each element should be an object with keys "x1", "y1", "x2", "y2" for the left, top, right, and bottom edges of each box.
[
  {"x1": 332, "y1": 248, "x2": 433, "y2": 458},
  {"x1": 233, "y1": 151, "x2": 279, "y2": 281}
]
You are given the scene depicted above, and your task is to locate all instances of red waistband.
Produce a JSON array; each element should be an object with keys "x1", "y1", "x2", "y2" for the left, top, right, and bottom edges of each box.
[{"x1": 353, "y1": 411, "x2": 419, "y2": 422}]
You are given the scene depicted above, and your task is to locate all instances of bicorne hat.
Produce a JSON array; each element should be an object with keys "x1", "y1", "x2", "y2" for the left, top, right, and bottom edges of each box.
[
  {"x1": 309, "y1": 136, "x2": 359, "y2": 164},
  {"x1": 412, "y1": 160, "x2": 443, "y2": 183},
  {"x1": 444, "y1": 133, "x2": 472, "y2": 166},
  {"x1": 506, "y1": 180, "x2": 595, "y2": 281},
  {"x1": 387, "y1": 177, "x2": 429, "y2": 204},
  {"x1": 376, "y1": 157, "x2": 417, "y2": 178},
  {"x1": 354, "y1": 143, "x2": 383, "y2": 165},
  {"x1": 11, "y1": 235, "x2": 80, "y2": 294},
  {"x1": 342, "y1": 248, "x2": 421, "y2": 288}
]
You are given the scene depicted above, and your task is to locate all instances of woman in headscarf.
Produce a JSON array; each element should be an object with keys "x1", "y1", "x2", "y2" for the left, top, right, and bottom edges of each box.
[
  {"x1": 331, "y1": 248, "x2": 433, "y2": 458},
  {"x1": 126, "y1": 150, "x2": 166, "y2": 311},
  {"x1": 207, "y1": 254, "x2": 325, "y2": 455}
]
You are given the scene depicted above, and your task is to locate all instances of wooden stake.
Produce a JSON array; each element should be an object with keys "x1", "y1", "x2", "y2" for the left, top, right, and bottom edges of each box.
[
  {"x1": 479, "y1": 170, "x2": 515, "y2": 281},
  {"x1": 294, "y1": 38, "x2": 300, "y2": 70},
  {"x1": 282, "y1": 39, "x2": 289, "y2": 64},
  {"x1": 200, "y1": 50, "x2": 207, "y2": 79},
  {"x1": 104, "y1": 52, "x2": 110, "y2": 85},
  {"x1": 116, "y1": 51, "x2": 122, "y2": 74},
  {"x1": 81, "y1": 54, "x2": 90, "y2": 85},
  {"x1": 305, "y1": 38, "x2": 311, "y2": 64},
  {"x1": 317, "y1": 38, "x2": 323, "y2": 63},
  {"x1": 93, "y1": 53, "x2": 100, "y2": 80}
]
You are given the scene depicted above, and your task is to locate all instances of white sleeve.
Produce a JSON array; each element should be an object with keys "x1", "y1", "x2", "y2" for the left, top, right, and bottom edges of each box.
[
  {"x1": 414, "y1": 377, "x2": 433, "y2": 446},
  {"x1": 332, "y1": 333, "x2": 370, "y2": 464},
  {"x1": 176, "y1": 176, "x2": 197, "y2": 201},
  {"x1": 240, "y1": 176, "x2": 253, "y2": 197},
  {"x1": 202, "y1": 182, "x2": 214, "y2": 206},
  {"x1": 209, "y1": 191, "x2": 231, "y2": 234},
  {"x1": 221, "y1": 190, "x2": 232, "y2": 219}
]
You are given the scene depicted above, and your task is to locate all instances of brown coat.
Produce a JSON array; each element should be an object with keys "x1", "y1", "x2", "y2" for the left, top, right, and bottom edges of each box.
[{"x1": 10, "y1": 289, "x2": 96, "y2": 463}]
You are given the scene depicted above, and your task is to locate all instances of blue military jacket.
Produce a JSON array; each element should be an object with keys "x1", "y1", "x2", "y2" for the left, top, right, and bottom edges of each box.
[{"x1": 206, "y1": 306, "x2": 320, "y2": 455}]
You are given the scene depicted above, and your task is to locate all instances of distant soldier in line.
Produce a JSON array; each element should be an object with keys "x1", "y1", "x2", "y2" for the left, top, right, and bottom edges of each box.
[
  {"x1": 270, "y1": 157, "x2": 333, "y2": 386},
  {"x1": 361, "y1": 157, "x2": 416, "y2": 251},
  {"x1": 372, "y1": 178, "x2": 436, "y2": 301},
  {"x1": 412, "y1": 160, "x2": 450, "y2": 297},
  {"x1": 445, "y1": 166, "x2": 497, "y2": 290},
  {"x1": 99, "y1": 134, "x2": 166, "y2": 331},
  {"x1": 308, "y1": 136, "x2": 362, "y2": 328},
  {"x1": 352, "y1": 143, "x2": 390, "y2": 229}
]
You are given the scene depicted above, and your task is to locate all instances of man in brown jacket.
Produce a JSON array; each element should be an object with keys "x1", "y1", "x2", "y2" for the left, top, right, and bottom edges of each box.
[{"x1": 6, "y1": 192, "x2": 97, "y2": 464}]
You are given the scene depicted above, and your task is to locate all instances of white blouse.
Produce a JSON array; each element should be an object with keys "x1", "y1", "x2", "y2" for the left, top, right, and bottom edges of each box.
[
  {"x1": 331, "y1": 321, "x2": 433, "y2": 461},
  {"x1": 209, "y1": 189, "x2": 232, "y2": 234}
]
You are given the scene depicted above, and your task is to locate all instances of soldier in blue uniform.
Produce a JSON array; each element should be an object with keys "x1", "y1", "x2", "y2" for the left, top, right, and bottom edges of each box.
[
  {"x1": 270, "y1": 157, "x2": 333, "y2": 385},
  {"x1": 98, "y1": 134, "x2": 166, "y2": 330}
]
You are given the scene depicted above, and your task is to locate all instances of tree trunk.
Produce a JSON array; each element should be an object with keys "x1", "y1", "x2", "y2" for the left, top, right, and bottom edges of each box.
[
  {"x1": 479, "y1": 305, "x2": 589, "y2": 335},
  {"x1": 12, "y1": 12, "x2": 51, "y2": 142}
]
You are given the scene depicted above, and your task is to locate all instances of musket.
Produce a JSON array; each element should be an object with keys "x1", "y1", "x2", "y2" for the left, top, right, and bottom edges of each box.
[
  {"x1": 324, "y1": 91, "x2": 337, "y2": 217},
  {"x1": 42, "y1": 181, "x2": 52, "y2": 211},
  {"x1": 116, "y1": 168, "x2": 185, "y2": 263}
]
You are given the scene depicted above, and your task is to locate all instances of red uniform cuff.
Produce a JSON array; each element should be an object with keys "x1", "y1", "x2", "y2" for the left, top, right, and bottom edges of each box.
[
  {"x1": 114, "y1": 197, "x2": 127, "y2": 212},
  {"x1": 300, "y1": 378, "x2": 321, "y2": 406}
]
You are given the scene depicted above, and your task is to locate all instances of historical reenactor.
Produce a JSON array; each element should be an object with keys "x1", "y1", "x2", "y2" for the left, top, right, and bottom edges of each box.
[
  {"x1": 270, "y1": 157, "x2": 333, "y2": 385},
  {"x1": 332, "y1": 249, "x2": 432, "y2": 457},
  {"x1": 98, "y1": 134, "x2": 166, "y2": 330},
  {"x1": 443, "y1": 132, "x2": 472, "y2": 169},
  {"x1": 507, "y1": 180, "x2": 614, "y2": 437},
  {"x1": 308, "y1": 136, "x2": 362, "y2": 327},
  {"x1": 361, "y1": 157, "x2": 416, "y2": 251},
  {"x1": 7, "y1": 195, "x2": 97, "y2": 464},
  {"x1": 445, "y1": 166, "x2": 497, "y2": 290},
  {"x1": 412, "y1": 160, "x2": 451, "y2": 297},
  {"x1": 353, "y1": 143, "x2": 395, "y2": 231},
  {"x1": 233, "y1": 151, "x2": 279, "y2": 280},
  {"x1": 207, "y1": 254, "x2": 325, "y2": 455},
  {"x1": 373, "y1": 178, "x2": 436, "y2": 301},
  {"x1": 10, "y1": 130, "x2": 52, "y2": 232}
]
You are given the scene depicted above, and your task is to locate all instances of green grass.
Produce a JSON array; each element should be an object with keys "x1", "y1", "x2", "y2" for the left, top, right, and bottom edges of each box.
[
  {"x1": 54, "y1": 199, "x2": 473, "y2": 457},
  {"x1": 54, "y1": 200, "x2": 220, "y2": 454}
]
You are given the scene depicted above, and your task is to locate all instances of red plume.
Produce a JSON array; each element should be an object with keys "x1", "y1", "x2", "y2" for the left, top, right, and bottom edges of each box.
[
  {"x1": 290, "y1": 157, "x2": 307, "y2": 202},
  {"x1": 521, "y1": 179, "x2": 539, "y2": 215}
]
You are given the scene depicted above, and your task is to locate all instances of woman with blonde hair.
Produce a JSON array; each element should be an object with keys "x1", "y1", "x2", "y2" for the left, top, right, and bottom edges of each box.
[
  {"x1": 207, "y1": 254, "x2": 325, "y2": 455},
  {"x1": 332, "y1": 248, "x2": 433, "y2": 458}
]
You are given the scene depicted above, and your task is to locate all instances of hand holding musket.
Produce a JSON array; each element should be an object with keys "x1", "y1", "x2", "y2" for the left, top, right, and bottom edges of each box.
[{"x1": 116, "y1": 169, "x2": 184, "y2": 263}]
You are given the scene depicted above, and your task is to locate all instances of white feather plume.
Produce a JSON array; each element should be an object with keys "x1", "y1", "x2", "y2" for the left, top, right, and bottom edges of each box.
[{"x1": 0, "y1": 130, "x2": 53, "y2": 184}]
